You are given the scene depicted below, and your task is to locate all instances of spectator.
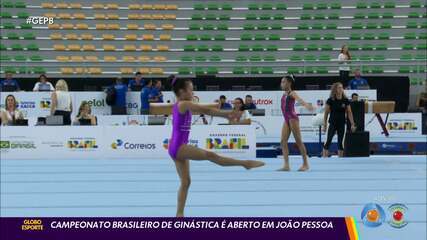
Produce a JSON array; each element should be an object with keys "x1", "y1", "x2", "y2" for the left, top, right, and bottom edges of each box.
[
  {"x1": 338, "y1": 45, "x2": 351, "y2": 83},
  {"x1": 348, "y1": 69, "x2": 369, "y2": 90},
  {"x1": 0, "y1": 73, "x2": 20, "y2": 92},
  {"x1": 351, "y1": 93, "x2": 359, "y2": 102},
  {"x1": 73, "y1": 101, "x2": 97, "y2": 125},
  {"x1": 244, "y1": 95, "x2": 257, "y2": 110},
  {"x1": 219, "y1": 95, "x2": 232, "y2": 110},
  {"x1": 111, "y1": 78, "x2": 128, "y2": 115},
  {"x1": 128, "y1": 72, "x2": 144, "y2": 91},
  {"x1": 140, "y1": 79, "x2": 154, "y2": 115},
  {"x1": 230, "y1": 97, "x2": 251, "y2": 124},
  {"x1": 416, "y1": 91, "x2": 427, "y2": 113},
  {"x1": 0, "y1": 94, "x2": 24, "y2": 125},
  {"x1": 151, "y1": 80, "x2": 164, "y2": 103},
  {"x1": 33, "y1": 74, "x2": 55, "y2": 92},
  {"x1": 51, "y1": 79, "x2": 72, "y2": 125}
]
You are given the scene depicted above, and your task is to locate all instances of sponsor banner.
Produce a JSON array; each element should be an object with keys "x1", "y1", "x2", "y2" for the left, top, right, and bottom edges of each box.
[
  {"x1": 251, "y1": 113, "x2": 423, "y2": 142},
  {"x1": 191, "y1": 125, "x2": 256, "y2": 159},
  {"x1": 2, "y1": 90, "x2": 376, "y2": 117},
  {"x1": 104, "y1": 126, "x2": 168, "y2": 159},
  {"x1": 0, "y1": 217, "x2": 358, "y2": 240},
  {"x1": 0, "y1": 91, "x2": 51, "y2": 117},
  {"x1": 0, "y1": 125, "x2": 256, "y2": 160},
  {"x1": 0, "y1": 126, "x2": 102, "y2": 159}
]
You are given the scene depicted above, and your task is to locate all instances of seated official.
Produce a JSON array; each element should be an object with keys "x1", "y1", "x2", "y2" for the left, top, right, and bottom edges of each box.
[
  {"x1": 33, "y1": 74, "x2": 55, "y2": 92},
  {"x1": 244, "y1": 95, "x2": 257, "y2": 110},
  {"x1": 73, "y1": 101, "x2": 97, "y2": 126},
  {"x1": 0, "y1": 94, "x2": 24, "y2": 126},
  {"x1": 229, "y1": 97, "x2": 251, "y2": 125},
  {"x1": 0, "y1": 73, "x2": 20, "y2": 92},
  {"x1": 348, "y1": 69, "x2": 369, "y2": 90},
  {"x1": 219, "y1": 95, "x2": 232, "y2": 110}
]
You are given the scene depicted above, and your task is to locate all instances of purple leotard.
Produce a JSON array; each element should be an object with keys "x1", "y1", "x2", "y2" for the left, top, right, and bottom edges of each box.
[
  {"x1": 281, "y1": 92, "x2": 299, "y2": 124},
  {"x1": 168, "y1": 102, "x2": 192, "y2": 160}
]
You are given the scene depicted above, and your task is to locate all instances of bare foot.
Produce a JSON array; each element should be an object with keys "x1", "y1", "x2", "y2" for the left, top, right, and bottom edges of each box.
[
  {"x1": 244, "y1": 160, "x2": 265, "y2": 170},
  {"x1": 276, "y1": 166, "x2": 290, "y2": 171},
  {"x1": 298, "y1": 164, "x2": 310, "y2": 171}
]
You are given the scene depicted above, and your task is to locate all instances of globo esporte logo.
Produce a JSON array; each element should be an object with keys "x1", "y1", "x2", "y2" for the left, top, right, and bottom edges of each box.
[{"x1": 111, "y1": 139, "x2": 156, "y2": 150}]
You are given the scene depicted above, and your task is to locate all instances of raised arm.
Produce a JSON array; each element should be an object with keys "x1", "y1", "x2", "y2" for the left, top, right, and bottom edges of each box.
[
  {"x1": 179, "y1": 101, "x2": 230, "y2": 119},
  {"x1": 290, "y1": 91, "x2": 314, "y2": 111}
]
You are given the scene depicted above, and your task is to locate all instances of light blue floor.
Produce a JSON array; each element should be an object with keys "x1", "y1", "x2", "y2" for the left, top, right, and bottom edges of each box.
[{"x1": 1, "y1": 155, "x2": 426, "y2": 240}]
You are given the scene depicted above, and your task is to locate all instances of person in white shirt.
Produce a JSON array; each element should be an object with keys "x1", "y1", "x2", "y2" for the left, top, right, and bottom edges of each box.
[
  {"x1": 0, "y1": 94, "x2": 24, "y2": 125},
  {"x1": 33, "y1": 74, "x2": 55, "y2": 92},
  {"x1": 50, "y1": 79, "x2": 73, "y2": 125},
  {"x1": 338, "y1": 45, "x2": 352, "y2": 83},
  {"x1": 229, "y1": 97, "x2": 251, "y2": 124}
]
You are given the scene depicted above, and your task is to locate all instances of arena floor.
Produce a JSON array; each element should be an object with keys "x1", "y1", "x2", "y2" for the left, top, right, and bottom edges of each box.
[{"x1": 1, "y1": 155, "x2": 426, "y2": 240}]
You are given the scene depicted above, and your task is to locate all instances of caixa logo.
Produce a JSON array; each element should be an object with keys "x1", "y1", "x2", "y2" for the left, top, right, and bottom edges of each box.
[
  {"x1": 17, "y1": 101, "x2": 36, "y2": 109},
  {"x1": 111, "y1": 139, "x2": 156, "y2": 150}
]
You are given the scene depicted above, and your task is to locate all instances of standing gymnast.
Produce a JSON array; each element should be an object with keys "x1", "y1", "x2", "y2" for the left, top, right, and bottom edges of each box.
[
  {"x1": 322, "y1": 82, "x2": 356, "y2": 157},
  {"x1": 168, "y1": 78, "x2": 265, "y2": 217},
  {"x1": 278, "y1": 75, "x2": 314, "y2": 171}
]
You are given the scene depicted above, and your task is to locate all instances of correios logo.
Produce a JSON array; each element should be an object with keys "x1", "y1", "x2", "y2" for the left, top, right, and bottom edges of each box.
[{"x1": 111, "y1": 139, "x2": 156, "y2": 150}]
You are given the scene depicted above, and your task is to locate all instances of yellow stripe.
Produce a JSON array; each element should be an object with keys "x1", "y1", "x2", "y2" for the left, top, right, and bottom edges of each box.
[{"x1": 345, "y1": 217, "x2": 359, "y2": 240}]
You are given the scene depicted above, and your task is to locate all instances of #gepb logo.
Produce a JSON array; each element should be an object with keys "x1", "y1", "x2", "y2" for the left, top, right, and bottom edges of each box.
[
  {"x1": 361, "y1": 203, "x2": 386, "y2": 227},
  {"x1": 388, "y1": 203, "x2": 408, "y2": 228}
]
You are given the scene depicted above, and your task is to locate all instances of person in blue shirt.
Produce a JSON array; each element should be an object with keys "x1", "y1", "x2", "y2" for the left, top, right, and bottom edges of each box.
[
  {"x1": 244, "y1": 95, "x2": 257, "y2": 110},
  {"x1": 348, "y1": 69, "x2": 370, "y2": 90},
  {"x1": 112, "y1": 78, "x2": 128, "y2": 115},
  {"x1": 128, "y1": 72, "x2": 144, "y2": 91},
  {"x1": 219, "y1": 95, "x2": 232, "y2": 110},
  {"x1": 140, "y1": 79, "x2": 154, "y2": 115},
  {"x1": 150, "y1": 80, "x2": 164, "y2": 103},
  {"x1": 0, "y1": 73, "x2": 20, "y2": 92}
]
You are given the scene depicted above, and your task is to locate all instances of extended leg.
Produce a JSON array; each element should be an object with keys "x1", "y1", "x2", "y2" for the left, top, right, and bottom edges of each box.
[
  {"x1": 173, "y1": 159, "x2": 190, "y2": 217},
  {"x1": 277, "y1": 121, "x2": 291, "y2": 171}
]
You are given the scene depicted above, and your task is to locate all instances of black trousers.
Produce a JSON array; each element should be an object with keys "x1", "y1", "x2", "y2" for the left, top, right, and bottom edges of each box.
[
  {"x1": 339, "y1": 70, "x2": 350, "y2": 85},
  {"x1": 324, "y1": 121, "x2": 346, "y2": 150},
  {"x1": 54, "y1": 110, "x2": 71, "y2": 125}
]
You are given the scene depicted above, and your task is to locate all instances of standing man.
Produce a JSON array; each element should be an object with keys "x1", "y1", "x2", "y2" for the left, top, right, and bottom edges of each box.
[
  {"x1": 150, "y1": 80, "x2": 164, "y2": 103},
  {"x1": 140, "y1": 79, "x2": 155, "y2": 114},
  {"x1": 128, "y1": 72, "x2": 144, "y2": 91},
  {"x1": 112, "y1": 78, "x2": 128, "y2": 115}
]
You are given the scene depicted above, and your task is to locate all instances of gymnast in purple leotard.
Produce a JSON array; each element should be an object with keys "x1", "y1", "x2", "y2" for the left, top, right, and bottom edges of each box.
[
  {"x1": 167, "y1": 77, "x2": 265, "y2": 217},
  {"x1": 168, "y1": 102, "x2": 192, "y2": 159},
  {"x1": 277, "y1": 75, "x2": 314, "y2": 172}
]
